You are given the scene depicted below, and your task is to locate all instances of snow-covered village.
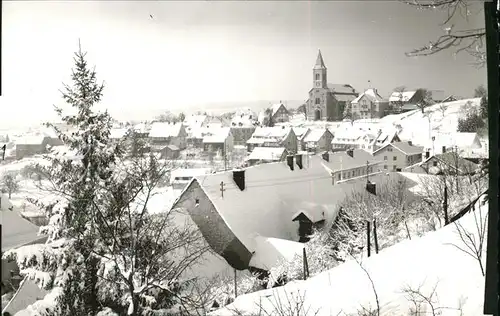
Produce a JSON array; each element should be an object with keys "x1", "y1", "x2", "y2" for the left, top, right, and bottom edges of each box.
[{"x1": 1, "y1": 1, "x2": 498, "y2": 316}]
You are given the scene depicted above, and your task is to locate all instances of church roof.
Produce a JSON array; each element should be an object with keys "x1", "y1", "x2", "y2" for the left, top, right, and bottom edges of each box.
[
  {"x1": 314, "y1": 50, "x2": 326, "y2": 69},
  {"x1": 327, "y1": 84, "x2": 358, "y2": 95}
]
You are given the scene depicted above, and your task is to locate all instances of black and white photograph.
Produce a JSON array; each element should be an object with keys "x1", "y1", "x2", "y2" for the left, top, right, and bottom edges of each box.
[{"x1": 1, "y1": 1, "x2": 498, "y2": 315}]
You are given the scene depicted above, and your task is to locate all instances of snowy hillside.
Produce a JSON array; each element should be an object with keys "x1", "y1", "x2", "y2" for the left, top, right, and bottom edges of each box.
[
  {"x1": 211, "y1": 196, "x2": 488, "y2": 316},
  {"x1": 385, "y1": 98, "x2": 482, "y2": 145}
]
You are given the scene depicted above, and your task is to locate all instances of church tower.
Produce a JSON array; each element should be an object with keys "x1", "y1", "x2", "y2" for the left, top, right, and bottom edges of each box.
[{"x1": 313, "y1": 50, "x2": 327, "y2": 89}]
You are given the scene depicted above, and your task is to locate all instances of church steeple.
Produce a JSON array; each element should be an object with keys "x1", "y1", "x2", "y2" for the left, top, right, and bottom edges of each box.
[
  {"x1": 314, "y1": 49, "x2": 326, "y2": 69},
  {"x1": 312, "y1": 49, "x2": 327, "y2": 88}
]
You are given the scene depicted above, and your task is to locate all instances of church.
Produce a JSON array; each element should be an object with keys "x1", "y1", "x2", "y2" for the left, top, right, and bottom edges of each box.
[{"x1": 306, "y1": 50, "x2": 359, "y2": 121}]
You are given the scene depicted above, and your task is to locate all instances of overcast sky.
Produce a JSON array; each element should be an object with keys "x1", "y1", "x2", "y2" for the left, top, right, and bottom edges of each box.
[{"x1": 1, "y1": 1, "x2": 487, "y2": 128}]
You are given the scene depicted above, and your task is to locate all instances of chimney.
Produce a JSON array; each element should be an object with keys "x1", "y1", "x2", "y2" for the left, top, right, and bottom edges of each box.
[
  {"x1": 425, "y1": 151, "x2": 430, "y2": 159},
  {"x1": 232, "y1": 169, "x2": 245, "y2": 191},
  {"x1": 295, "y1": 154, "x2": 303, "y2": 169},
  {"x1": 408, "y1": 141, "x2": 412, "y2": 146},
  {"x1": 286, "y1": 155, "x2": 294, "y2": 171},
  {"x1": 366, "y1": 181, "x2": 377, "y2": 195},
  {"x1": 322, "y1": 151, "x2": 329, "y2": 162},
  {"x1": 346, "y1": 149, "x2": 354, "y2": 158},
  {"x1": 442, "y1": 146, "x2": 446, "y2": 154}
]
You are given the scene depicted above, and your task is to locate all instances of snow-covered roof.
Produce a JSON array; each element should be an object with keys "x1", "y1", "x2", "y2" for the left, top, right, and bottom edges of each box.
[
  {"x1": 174, "y1": 156, "x2": 405, "y2": 254},
  {"x1": 327, "y1": 84, "x2": 358, "y2": 95},
  {"x1": 231, "y1": 115, "x2": 255, "y2": 127},
  {"x1": 134, "y1": 122, "x2": 149, "y2": 134},
  {"x1": 149, "y1": 122, "x2": 184, "y2": 138},
  {"x1": 170, "y1": 168, "x2": 212, "y2": 184},
  {"x1": 109, "y1": 128, "x2": 129, "y2": 139},
  {"x1": 251, "y1": 126, "x2": 292, "y2": 139},
  {"x1": 389, "y1": 141, "x2": 424, "y2": 155},
  {"x1": 184, "y1": 115, "x2": 207, "y2": 127},
  {"x1": 248, "y1": 236, "x2": 305, "y2": 271},
  {"x1": 293, "y1": 127, "x2": 310, "y2": 141},
  {"x1": 1, "y1": 195, "x2": 47, "y2": 252},
  {"x1": 270, "y1": 103, "x2": 286, "y2": 116},
  {"x1": 247, "y1": 147, "x2": 287, "y2": 161},
  {"x1": 303, "y1": 129, "x2": 329, "y2": 143},
  {"x1": 351, "y1": 88, "x2": 385, "y2": 104},
  {"x1": 2, "y1": 277, "x2": 49, "y2": 316},
  {"x1": 202, "y1": 127, "x2": 231, "y2": 144},
  {"x1": 388, "y1": 91, "x2": 417, "y2": 102},
  {"x1": 214, "y1": 197, "x2": 488, "y2": 316},
  {"x1": 323, "y1": 150, "x2": 382, "y2": 171},
  {"x1": 14, "y1": 135, "x2": 48, "y2": 145}
]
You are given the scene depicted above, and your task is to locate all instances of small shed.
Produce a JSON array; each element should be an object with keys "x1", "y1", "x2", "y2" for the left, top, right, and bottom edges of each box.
[{"x1": 160, "y1": 144, "x2": 180, "y2": 159}]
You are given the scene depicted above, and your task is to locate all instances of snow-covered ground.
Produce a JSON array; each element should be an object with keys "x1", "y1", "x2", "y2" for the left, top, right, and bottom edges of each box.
[{"x1": 211, "y1": 196, "x2": 488, "y2": 316}]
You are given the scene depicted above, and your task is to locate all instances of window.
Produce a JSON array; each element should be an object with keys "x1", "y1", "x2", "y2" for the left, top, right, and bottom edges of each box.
[
  {"x1": 433, "y1": 161, "x2": 438, "y2": 167},
  {"x1": 384, "y1": 165, "x2": 388, "y2": 170},
  {"x1": 315, "y1": 73, "x2": 320, "y2": 80},
  {"x1": 315, "y1": 98, "x2": 320, "y2": 104},
  {"x1": 195, "y1": 198, "x2": 200, "y2": 205},
  {"x1": 387, "y1": 148, "x2": 393, "y2": 152},
  {"x1": 384, "y1": 156, "x2": 387, "y2": 161},
  {"x1": 393, "y1": 165, "x2": 397, "y2": 171},
  {"x1": 393, "y1": 156, "x2": 397, "y2": 161}
]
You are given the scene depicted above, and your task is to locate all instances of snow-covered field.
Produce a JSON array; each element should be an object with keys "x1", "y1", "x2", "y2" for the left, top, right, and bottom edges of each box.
[{"x1": 211, "y1": 196, "x2": 488, "y2": 316}]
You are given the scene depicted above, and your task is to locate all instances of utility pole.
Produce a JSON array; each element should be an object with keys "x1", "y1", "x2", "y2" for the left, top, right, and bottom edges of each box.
[
  {"x1": 223, "y1": 140, "x2": 228, "y2": 171},
  {"x1": 220, "y1": 181, "x2": 225, "y2": 198},
  {"x1": 454, "y1": 145, "x2": 460, "y2": 194},
  {"x1": 366, "y1": 160, "x2": 370, "y2": 182}
]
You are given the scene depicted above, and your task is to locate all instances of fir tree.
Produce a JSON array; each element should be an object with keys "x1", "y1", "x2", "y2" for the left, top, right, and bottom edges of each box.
[{"x1": 4, "y1": 44, "x2": 212, "y2": 316}]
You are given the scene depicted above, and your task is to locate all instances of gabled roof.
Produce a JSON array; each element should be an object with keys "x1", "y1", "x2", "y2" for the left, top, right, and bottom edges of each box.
[
  {"x1": 250, "y1": 126, "x2": 292, "y2": 140},
  {"x1": 247, "y1": 147, "x2": 287, "y2": 161},
  {"x1": 327, "y1": 84, "x2": 358, "y2": 95},
  {"x1": 269, "y1": 103, "x2": 287, "y2": 116},
  {"x1": 352, "y1": 89, "x2": 385, "y2": 104},
  {"x1": 388, "y1": 91, "x2": 417, "y2": 102},
  {"x1": 303, "y1": 129, "x2": 330, "y2": 143},
  {"x1": 423, "y1": 152, "x2": 479, "y2": 174},
  {"x1": 391, "y1": 142, "x2": 424, "y2": 155},
  {"x1": 15, "y1": 135, "x2": 48, "y2": 146},
  {"x1": 149, "y1": 122, "x2": 184, "y2": 138},
  {"x1": 1, "y1": 196, "x2": 47, "y2": 252},
  {"x1": 202, "y1": 127, "x2": 231, "y2": 144},
  {"x1": 293, "y1": 127, "x2": 310, "y2": 141},
  {"x1": 172, "y1": 156, "x2": 410, "y2": 257}
]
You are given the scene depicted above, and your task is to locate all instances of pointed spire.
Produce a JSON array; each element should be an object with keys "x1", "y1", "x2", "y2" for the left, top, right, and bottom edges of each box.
[{"x1": 314, "y1": 49, "x2": 326, "y2": 69}]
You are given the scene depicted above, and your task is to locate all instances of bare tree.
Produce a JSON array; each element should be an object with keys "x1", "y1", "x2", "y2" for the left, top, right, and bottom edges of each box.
[
  {"x1": 400, "y1": 280, "x2": 467, "y2": 316},
  {"x1": 402, "y1": 0, "x2": 487, "y2": 67},
  {"x1": 352, "y1": 255, "x2": 380, "y2": 316},
  {"x1": 2, "y1": 173, "x2": 20, "y2": 199}
]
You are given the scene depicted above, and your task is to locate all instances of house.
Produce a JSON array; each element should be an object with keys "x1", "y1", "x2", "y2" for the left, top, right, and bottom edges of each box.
[
  {"x1": 1, "y1": 195, "x2": 47, "y2": 296},
  {"x1": 109, "y1": 128, "x2": 129, "y2": 142},
  {"x1": 246, "y1": 147, "x2": 288, "y2": 166},
  {"x1": 152, "y1": 144, "x2": 180, "y2": 159},
  {"x1": 419, "y1": 151, "x2": 480, "y2": 175},
  {"x1": 230, "y1": 114, "x2": 256, "y2": 146},
  {"x1": 202, "y1": 127, "x2": 234, "y2": 154},
  {"x1": 15, "y1": 136, "x2": 50, "y2": 160},
  {"x1": 388, "y1": 90, "x2": 419, "y2": 113},
  {"x1": 430, "y1": 132, "x2": 482, "y2": 156},
  {"x1": 133, "y1": 122, "x2": 150, "y2": 138},
  {"x1": 293, "y1": 127, "x2": 311, "y2": 152},
  {"x1": 306, "y1": 50, "x2": 359, "y2": 121},
  {"x1": 302, "y1": 128, "x2": 334, "y2": 153},
  {"x1": 170, "y1": 154, "x2": 413, "y2": 272},
  {"x1": 442, "y1": 95, "x2": 458, "y2": 103},
  {"x1": 321, "y1": 149, "x2": 384, "y2": 183},
  {"x1": 246, "y1": 126, "x2": 297, "y2": 154},
  {"x1": 148, "y1": 122, "x2": 187, "y2": 150},
  {"x1": 372, "y1": 141, "x2": 424, "y2": 172},
  {"x1": 266, "y1": 103, "x2": 290, "y2": 123},
  {"x1": 170, "y1": 168, "x2": 212, "y2": 191},
  {"x1": 350, "y1": 88, "x2": 389, "y2": 119},
  {"x1": 331, "y1": 126, "x2": 400, "y2": 153}
]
